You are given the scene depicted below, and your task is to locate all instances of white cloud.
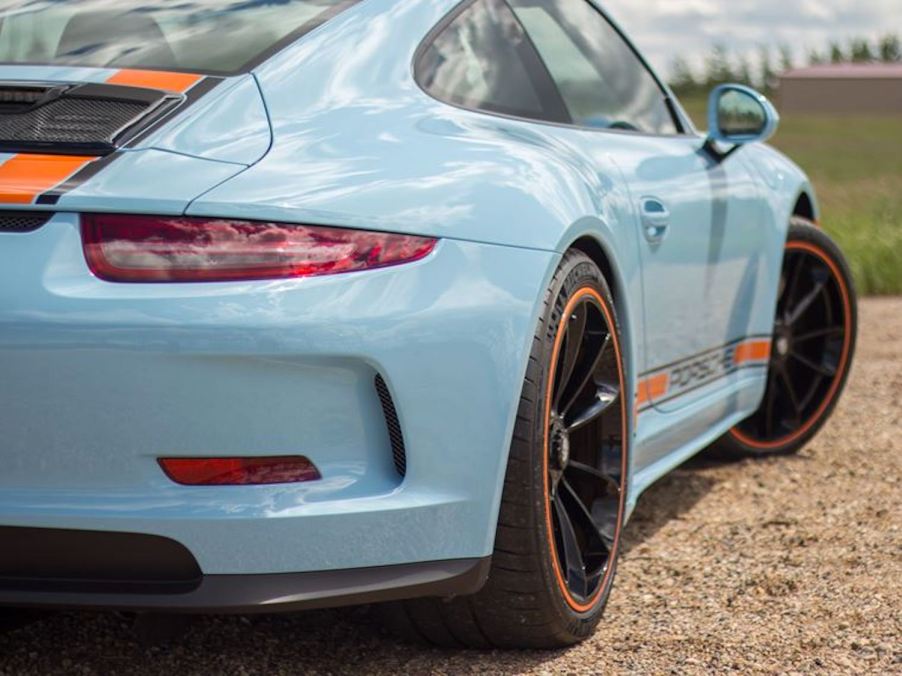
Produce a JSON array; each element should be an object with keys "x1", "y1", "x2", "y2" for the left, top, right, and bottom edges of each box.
[{"x1": 600, "y1": 0, "x2": 902, "y2": 77}]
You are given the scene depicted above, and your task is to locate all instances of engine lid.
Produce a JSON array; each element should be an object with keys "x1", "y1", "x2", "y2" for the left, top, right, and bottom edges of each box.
[{"x1": 0, "y1": 66, "x2": 271, "y2": 212}]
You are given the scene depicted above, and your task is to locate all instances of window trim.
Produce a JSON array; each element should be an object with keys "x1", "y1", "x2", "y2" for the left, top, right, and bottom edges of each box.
[
  {"x1": 414, "y1": 0, "x2": 696, "y2": 139},
  {"x1": 0, "y1": 0, "x2": 362, "y2": 77}
]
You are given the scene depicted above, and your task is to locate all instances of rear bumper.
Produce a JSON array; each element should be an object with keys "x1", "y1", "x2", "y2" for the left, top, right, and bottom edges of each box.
[{"x1": 0, "y1": 212, "x2": 556, "y2": 579}]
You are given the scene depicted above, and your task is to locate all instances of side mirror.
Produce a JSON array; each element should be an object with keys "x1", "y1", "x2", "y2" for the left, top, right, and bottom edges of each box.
[{"x1": 707, "y1": 84, "x2": 779, "y2": 149}]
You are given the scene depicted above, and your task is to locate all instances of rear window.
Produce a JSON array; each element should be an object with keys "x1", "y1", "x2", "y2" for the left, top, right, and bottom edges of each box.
[{"x1": 0, "y1": 0, "x2": 357, "y2": 75}]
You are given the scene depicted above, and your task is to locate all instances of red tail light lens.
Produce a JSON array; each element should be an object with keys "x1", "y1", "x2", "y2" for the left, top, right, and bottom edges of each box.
[
  {"x1": 158, "y1": 456, "x2": 321, "y2": 486},
  {"x1": 82, "y1": 214, "x2": 437, "y2": 283}
]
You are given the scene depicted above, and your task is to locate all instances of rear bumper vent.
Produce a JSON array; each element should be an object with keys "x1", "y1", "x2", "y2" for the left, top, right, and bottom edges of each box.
[
  {"x1": 0, "y1": 82, "x2": 180, "y2": 156},
  {"x1": 0, "y1": 211, "x2": 53, "y2": 233},
  {"x1": 374, "y1": 374, "x2": 407, "y2": 478},
  {"x1": 0, "y1": 526, "x2": 201, "y2": 595}
]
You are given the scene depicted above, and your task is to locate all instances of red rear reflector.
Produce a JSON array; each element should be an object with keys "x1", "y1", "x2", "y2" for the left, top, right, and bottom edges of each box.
[
  {"x1": 82, "y1": 214, "x2": 437, "y2": 283},
  {"x1": 158, "y1": 457, "x2": 321, "y2": 486}
]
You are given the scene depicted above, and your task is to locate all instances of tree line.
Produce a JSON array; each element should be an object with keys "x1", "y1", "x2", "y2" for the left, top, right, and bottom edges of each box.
[{"x1": 669, "y1": 34, "x2": 902, "y2": 96}]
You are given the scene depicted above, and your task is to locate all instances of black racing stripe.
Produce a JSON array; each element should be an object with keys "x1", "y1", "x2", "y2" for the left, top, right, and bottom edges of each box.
[
  {"x1": 35, "y1": 77, "x2": 224, "y2": 205},
  {"x1": 638, "y1": 333, "x2": 774, "y2": 378}
]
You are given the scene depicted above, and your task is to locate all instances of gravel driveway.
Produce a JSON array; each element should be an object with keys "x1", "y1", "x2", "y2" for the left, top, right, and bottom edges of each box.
[{"x1": 1, "y1": 298, "x2": 899, "y2": 675}]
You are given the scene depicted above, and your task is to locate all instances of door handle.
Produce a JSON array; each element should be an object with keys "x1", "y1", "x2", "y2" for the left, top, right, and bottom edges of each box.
[{"x1": 640, "y1": 197, "x2": 670, "y2": 244}]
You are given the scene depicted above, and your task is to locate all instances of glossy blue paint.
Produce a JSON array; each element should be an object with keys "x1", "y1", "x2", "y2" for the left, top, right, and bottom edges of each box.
[
  {"x1": 62, "y1": 150, "x2": 248, "y2": 215},
  {"x1": 0, "y1": 0, "x2": 817, "y2": 578},
  {"x1": 137, "y1": 75, "x2": 272, "y2": 166}
]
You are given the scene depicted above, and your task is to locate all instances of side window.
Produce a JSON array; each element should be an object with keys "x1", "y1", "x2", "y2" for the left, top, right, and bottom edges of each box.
[
  {"x1": 508, "y1": 0, "x2": 678, "y2": 134},
  {"x1": 416, "y1": 0, "x2": 567, "y2": 123}
]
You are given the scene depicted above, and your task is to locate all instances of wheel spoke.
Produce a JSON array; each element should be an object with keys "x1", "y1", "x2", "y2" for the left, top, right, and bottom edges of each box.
[
  {"x1": 783, "y1": 254, "x2": 805, "y2": 309},
  {"x1": 560, "y1": 334, "x2": 611, "y2": 416},
  {"x1": 590, "y1": 500, "x2": 618, "y2": 551},
  {"x1": 554, "y1": 306, "x2": 587, "y2": 407},
  {"x1": 787, "y1": 278, "x2": 827, "y2": 326},
  {"x1": 799, "y1": 373, "x2": 825, "y2": 412},
  {"x1": 566, "y1": 383, "x2": 619, "y2": 433},
  {"x1": 561, "y1": 479, "x2": 610, "y2": 555},
  {"x1": 763, "y1": 371, "x2": 778, "y2": 438},
  {"x1": 553, "y1": 494, "x2": 588, "y2": 598},
  {"x1": 567, "y1": 460, "x2": 620, "y2": 497},
  {"x1": 790, "y1": 350, "x2": 837, "y2": 377},
  {"x1": 778, "y1": 368, "x2": 803, "y2": 423},
  {"x1": 794, "y1": 326, "x2": 844, "y2": 343}
]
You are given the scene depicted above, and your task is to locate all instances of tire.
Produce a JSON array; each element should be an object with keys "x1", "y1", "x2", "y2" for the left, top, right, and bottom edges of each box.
[
  {"x1": 379, "y1": 251, "x2": 630, "y2": 649},
  {"x1": 713, "y1": 217, "x2": 858, "y2": 459}
]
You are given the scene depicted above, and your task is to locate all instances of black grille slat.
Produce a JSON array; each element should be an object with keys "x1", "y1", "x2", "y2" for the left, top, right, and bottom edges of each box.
[
  {"x1": 0, "y1": 211, "x2": 53, "y2": 233},
  {"x1": 0, "y1": 86, "x2": 48, "y2": 113},
  {"x1": 0, "y1": 98, "x2": 147, "y2": 145},
  {"x1": 375, "y1": 374, "x2": 407, "y2": 478}
]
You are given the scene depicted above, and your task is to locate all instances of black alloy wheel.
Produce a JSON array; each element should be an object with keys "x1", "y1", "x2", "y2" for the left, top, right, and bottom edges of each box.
[{"x1": 718, "y1": 218, "x2": 857, "y2": 457}]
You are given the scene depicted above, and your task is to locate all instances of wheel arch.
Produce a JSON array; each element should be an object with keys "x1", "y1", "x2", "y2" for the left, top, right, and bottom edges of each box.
[
  {"x1": 570, "y1": 235, "x2": 620, "y2": 309},
  {"x1": 792, "y1": 190, "x2": 818, "y2": 224}
]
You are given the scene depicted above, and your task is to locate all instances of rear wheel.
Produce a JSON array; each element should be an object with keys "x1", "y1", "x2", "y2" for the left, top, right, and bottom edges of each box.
[
  {"x1": 381, "y1": 251, "x2": 629, "y2": 649},
  {"x1": 715, "y1": 218, "x2": 857, "y2": 458}
]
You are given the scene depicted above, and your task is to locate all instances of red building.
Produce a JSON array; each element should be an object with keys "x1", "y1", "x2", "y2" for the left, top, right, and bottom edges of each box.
[{"x1": 778, "y1": 64, "x2": 902, "y2": 114}]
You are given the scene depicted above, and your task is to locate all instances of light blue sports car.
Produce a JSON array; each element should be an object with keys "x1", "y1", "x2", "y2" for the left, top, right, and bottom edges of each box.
[{"x1": 0, "y1": 0, "x2": 857, "y2": 648}]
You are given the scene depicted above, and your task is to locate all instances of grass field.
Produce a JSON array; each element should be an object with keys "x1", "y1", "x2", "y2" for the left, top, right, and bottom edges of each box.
[{"x1": 682, "y1": 98, "x2": 902, "y2": 296}]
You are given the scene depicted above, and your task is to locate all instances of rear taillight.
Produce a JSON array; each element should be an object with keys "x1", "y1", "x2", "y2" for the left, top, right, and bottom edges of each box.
[
  {"x1": 158, "y1": 456, "x2": 321, "y2": 486},
  {"x1": 81, "y1": 214, "x2": 437, "y2": 283}
]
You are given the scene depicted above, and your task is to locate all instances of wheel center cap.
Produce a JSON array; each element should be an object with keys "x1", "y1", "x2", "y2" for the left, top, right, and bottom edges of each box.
[
  {"x1": 550, "y1": 416, "x2": 570, "y2": 469},
  {"x1": 776, "y1": 335, "x2": 790, "y2": 357}
]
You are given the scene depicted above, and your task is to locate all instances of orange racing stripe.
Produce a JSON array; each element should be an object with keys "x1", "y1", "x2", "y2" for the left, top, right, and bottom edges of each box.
[
  {"x1": 0, "y1": 154, "x2": 97, "y2": 205},
  {"x1": 734, "y1": 339, "x2": 772, "y2": 365},
  {"x1": 106, "y1": 69, "x2": 202, "y2": 93},
  {"x1": 635, "y1": 337, "x2": 773, "y2": 416},
  {"x1": 635, "y1": 373, "x2": 669, "y2": 409}
]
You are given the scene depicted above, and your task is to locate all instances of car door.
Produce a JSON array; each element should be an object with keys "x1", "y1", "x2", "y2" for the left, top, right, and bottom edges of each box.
[{"x1": 507, "y1": 0, "x2": 769, "y2": 413}]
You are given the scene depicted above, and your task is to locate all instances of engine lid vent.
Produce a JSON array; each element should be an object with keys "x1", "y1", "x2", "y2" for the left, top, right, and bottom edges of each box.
[{"x1": 0, "y1": 82, "x2": 180, "y2": 156}]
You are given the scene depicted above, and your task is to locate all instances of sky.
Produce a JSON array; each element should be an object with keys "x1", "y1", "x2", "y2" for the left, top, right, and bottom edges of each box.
[{"x1": 601, "y1": 0, "x2": 902, "y2": 78}]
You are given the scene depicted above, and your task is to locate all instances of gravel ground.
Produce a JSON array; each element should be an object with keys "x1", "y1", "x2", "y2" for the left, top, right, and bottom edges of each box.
[{"x1": 1, "y1": 298, "x2": 899, "y2": 675}]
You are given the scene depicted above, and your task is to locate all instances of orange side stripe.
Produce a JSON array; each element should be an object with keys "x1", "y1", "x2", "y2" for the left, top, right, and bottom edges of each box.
[
  {"x1": 0, "y1": 154, "x2": 96, "y2": 204},
  {"x1": 636, "y1": 373, "x2": 669, "y2": 409},
  {"x1": 734, "y1": 339, "x2": 772, "y2": 365},
  {"x1": 106, "y1": 69, "x2": 202, "y2": 93}
]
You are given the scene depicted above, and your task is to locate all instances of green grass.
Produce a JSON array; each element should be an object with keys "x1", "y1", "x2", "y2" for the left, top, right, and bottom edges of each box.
[{"x1": 681, "y1": 97, "x2": 902, "y2": 295}]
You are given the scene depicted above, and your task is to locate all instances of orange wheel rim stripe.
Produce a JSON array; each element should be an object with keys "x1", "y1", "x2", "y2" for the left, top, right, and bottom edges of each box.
[
  {"x1": 0, "y1": 154, "x2": 97, "y2": 204},
  {"x1": 730, "y1": 241, "x2": 853, "y2": 449},
  {"x1": 106, "y1": 69, "x2": 202, "y2": 93},
  {"x1": 543, "y1": 287, "x2": 628, "y2": 613}
]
